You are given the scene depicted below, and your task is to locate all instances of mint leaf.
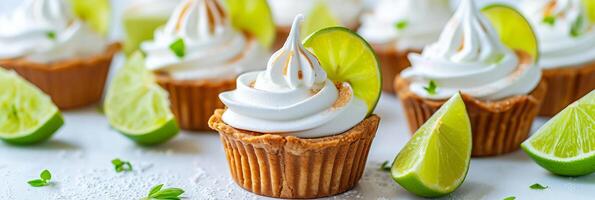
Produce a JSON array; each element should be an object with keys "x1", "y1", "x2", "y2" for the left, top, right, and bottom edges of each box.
[
  {"x1": 28, "y1": 179, "x2": 47, "y2": 187},
  {"x1": 46, "y1": 31, "x2": 57, "y2": 40},
  {"x1": 542, "y1": 16, "x2": 556, "y2": 26},
  {"x1": 380, "y1": 161, "x2": 391, "y2": 172},
  {"x1": 530, "y1": 183, "x2": 548, "y2": 190},
  {"x1": 111, "y1": 158, "x2": 133, "y2": 172},
  {"x1": 395, "y1": 20, "x2": 409, "y2": 30},
  {"x1": 570, "y1": 16, "x2": 584, "y2": 37},
  {"x1": 40, "y1": 170, "x2": 51, "y2": 181},
  {"x1": 503, "y1": 196, "x2": 516, "y2": 200},
  {"x1": 145, "y1": 184, "x2": 184, "y2": 200},
  {"x1": 423, "y1": 80, "x2": 438, "y2": 95},
  {"x1": 169, "y1": 38, "x2": 186, "y2": 59}
]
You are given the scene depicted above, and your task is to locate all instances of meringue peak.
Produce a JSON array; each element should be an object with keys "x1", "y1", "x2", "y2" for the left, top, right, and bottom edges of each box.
[{"x1": 163, "y1": 0, "x2": 228, "y2": 42}]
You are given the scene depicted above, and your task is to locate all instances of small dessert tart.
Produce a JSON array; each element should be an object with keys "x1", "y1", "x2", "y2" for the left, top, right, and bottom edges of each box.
[
  {"x1": 269, "y1": 0, "x2": 364, "y2": 49},
  {"x1": 520, "y1": 0, "x2": 595, "y2": 116},
  {"x1": 395, "y1": 0, "x2": 547, "y2": 156},
  {"x1": 0, "y1": 0, "x2": 120, "y2": 109},
  {"x1": 209, "y1": 15, "x2": 381, "y2": 198},
  {"x1": 358, "y1": 0, "x2": 452, "y2": 92},
  {"x1": 140, "y1": 0, "x2": 271, "y2": 131}
]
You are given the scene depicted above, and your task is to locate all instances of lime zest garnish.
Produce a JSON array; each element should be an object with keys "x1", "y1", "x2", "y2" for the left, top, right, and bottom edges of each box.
[
  {"x1": 28, "y1": 169, "x2": 52, "y2": 187},
  {"x1": 423, "y1": 80, "x2": 438, "y2": 95},
  {"x1": 46, "y1": 31, "x2": 57, "y2": 40},
  {"x1": 169, "y1": 38, "x2": 186, "y2": 59},
  {"x1": 542, "y1": 16, "x2": 556, "y2": 26},
  {"x1": 503, "y1": 196, "x2": 516, "y2": 200},
  {"x1": 570, "y1": 16, "x2": 585, "y2": 37},
  {"x1": 529, "y1": 183, "x2": 548, "y2": 190},
  {"x1": 395, "y1": 20, "x2": 409, "y2": 30},
  {"x1": 111, "y1": 158, "x2": 133, "y2": 173}
]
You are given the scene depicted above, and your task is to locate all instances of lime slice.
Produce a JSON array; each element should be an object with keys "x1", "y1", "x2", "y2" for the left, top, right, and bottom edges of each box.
[
  {"x1": 521, "y1": 91, "x2": 595, "y2": 177},
  {"x1": 391, "y1": 93, "x2": 472, "y2": 197},
  {"x1": 68, "y1": 0, "x2": 111, "y2": 35},
  {"x1": 303, "y1": 27, "x2": 381, "y2": 114},
  {"x1": 300, "y1": 2, "x2": 340, "y2": 40},
  {"x1": 225, "y1": 0, "x2": 275, "y2": 48},
  {"x1": 0, "y1": 69, "x2": 63, "y2": 145},
  {"x1": 481, "y1": 4, "x2": 539, "y2": 61},
  {"x1": 583, "y1": 0, "x2": 595, "y2": 22},
  {"x1": 104, "y1": 52, "x2": 179, "y2": 145},
  {"x1": 122, "y1": 5, "x2": 172, "y2": 55}
]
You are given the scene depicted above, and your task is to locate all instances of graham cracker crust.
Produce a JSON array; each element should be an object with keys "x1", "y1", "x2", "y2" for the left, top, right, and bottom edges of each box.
[
  {"x1": 0, "y1": 43, "x2": 121, "y2": 109},
  {"x1": 155, "y1": 75, "x2": 235, "y2": 131},
  {"x1": 540, "y1": 61, "x2": 595, "y2": 116},
  {"x1": 395, "y1": 76, "x2": 547, "y2": 157},
  {"x1": 209, "y1": 109, "x2": 380, "y2": 198}
]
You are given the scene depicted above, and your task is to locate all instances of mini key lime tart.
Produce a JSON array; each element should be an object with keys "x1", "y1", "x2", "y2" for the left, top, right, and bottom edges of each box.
[
  {"x1": 358, "y1": 0, "x2": 452, "y2": 92},
  {"x1": 268, "y1": 0, "x2": 364, "y2": 49},
  {"x1": 520, "y1": 0, "x2": 595, "y2": 116},
  {"x1": 209, "y1": 15, "x2": 381, "y2": 198},
  {"x1": 0, "y1": 0, "x2": 120, "y2": 109},
  {"x1": 395, "y1": 0, "x2": 547, "y2": 156},
  {"x1": 140, "y1": 0, "x2": 273, "y2": 131}
]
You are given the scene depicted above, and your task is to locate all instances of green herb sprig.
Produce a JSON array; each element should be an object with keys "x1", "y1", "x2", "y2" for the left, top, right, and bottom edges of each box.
[
  {"x1": 503, "y1": 196, "x2": 516, "y2": 200},
  {"x1": 169, "y1": 38, "x2": 186, "y2": 59},
  {"x1": 46, "y1": 31, "x2": 57, "y2": 40},
  {"x1": 380, "y1": 161, "x2": 391, "y2": 172},
  {"x1": 542, "y1": 16, "x2": 556, "y2": 26},
  {"x1": 111, "y1": 158, "x2": 133, "y2": 173},
  {"x1": 530, "y1": 183, "x2": 548, "y2": 190},
  {"x1": 423, "y1": 80, "x2": 438, "y2": 95},
  {"x1": 143, "y1": 184, "x2": 185, "y2": 200},
  {"x1": 395, "y1": 20, "x2": 409, "y2": 30},
  {"x1": 28, "y1": 169, "x2": 52, "y2": 187}
]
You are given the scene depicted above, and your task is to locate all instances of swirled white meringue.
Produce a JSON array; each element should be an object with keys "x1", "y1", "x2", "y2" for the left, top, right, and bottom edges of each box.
[
  {"x1": 219, "y1": 15, "x2": 368, "y2": 138},
  {"x1": 401, "y1": 0, "x2": 541, "y2": 101},
  {"x1": 140, "y1": 0, "x2": 268, "y2": 80},
  {"x1": 267, "y1": 0, "x2": 363, "y2": 28},
  {"x1": 0, "y1": 0, "x2": 108, "y2": 63},
  {"x1": 358, "y1": 0, "x2": 452, "y2": 50},
  {"x1": 521, "y1": 0, "x2": 595, "y2": 69}
]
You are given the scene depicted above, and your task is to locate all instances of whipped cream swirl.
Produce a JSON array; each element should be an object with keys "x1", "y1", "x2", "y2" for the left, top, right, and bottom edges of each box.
[
  {"x1": 0, "y1": 0, "x2": 108, "y2": 63},
  {"x1": 358, "y1": 0, "x2": 452, "y2": 50},
  {"x1": 141, "y1": 0, "x2": 267, "y2": 80},
  {"x1": 401, "y1": 0, "x2": 541, "y2": 100},
  {"x1": 267, "y1": 0, "x2": 363, "y2": 27},
  {"x1": 521, "y1": 0, "x2": 595, "y2": 68},
  {"x1": 219, "y1": 15, "x2": 368, "y2": 138}
]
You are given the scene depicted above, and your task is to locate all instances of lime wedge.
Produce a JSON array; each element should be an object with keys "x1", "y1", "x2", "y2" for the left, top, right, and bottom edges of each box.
[
  {"x1": 225, "y1": 0, "x2": 275, "y2": 49},
  {"x1": 300, "y1": 2, "x2": 340, "y2": 40},
  {"x1": 0, "y1": 69, "x2": 63, "y2": 145},
  {"x1": 391, "y1": 93, "x2": 472, "y2": 197},
  {"x1": 481, "y1": 4, "x2": 539, "y2": 61},
  {"x1": 583, "y1": 0, "x2": 595, "y2": 22},
  {"x1": 122, "y1": 5, "x2": 171, "y2": 55},
  {"x1": 521, "y1": 91, "x2": 595, "y2": 177},
  {"x1": 68, "y1": 0, "x2": 111, "y2": 35},
  {"x1": 303, "y1": 27, "x2": 381, "y2": 114},
  {"x1": 104, "y1": 53, "x2": 179, "y2": 145}
]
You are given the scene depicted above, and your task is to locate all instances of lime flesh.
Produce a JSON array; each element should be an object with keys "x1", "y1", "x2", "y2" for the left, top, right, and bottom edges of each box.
[
  {"x1": 122, "y1": 12, "x2": 170, "y2": 55},
  {"x1": 300, "y1": 2, "x2": 340, "y2": 40},
  {"x1": 104, "y1": 53, "x2": 179, "y2": 146},
  {"x1": 482, "y1": 4, "x2": 539, "y2": 61},
  {"x1": 391, "y1": 93, "x2": 472, "y2": 198},
  {"x1": 0, "y1": 69, "x2": 63, "y2": 145},
  {"x1": 303, "y1": 27, "x2": 381, "y2": 115},
  {"x1": 225, "y1": 0, "x2": 275, "y2": 49},
  {"x1": 68, "y1": 0, "x2": 111, "y2": 36},
  {"x1": 583, "y1": 0, "x2": 595, "y2": 22},
  {"x1": 522, "y1": 91, "x2": 595, "y2": 176}
]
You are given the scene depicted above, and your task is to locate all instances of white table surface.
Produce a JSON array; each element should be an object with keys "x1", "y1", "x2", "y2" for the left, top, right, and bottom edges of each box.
[{"x1": 1, "y1": 0, "x2": 594, "y2": 199}]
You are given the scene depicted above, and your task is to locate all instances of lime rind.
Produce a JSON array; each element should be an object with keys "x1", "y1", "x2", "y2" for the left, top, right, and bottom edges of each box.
[
  {"x1": 481, "y1": 4, "x2": 539, "y2": 62},
  {"x1": 300, "y1": 2, "x2": 340, "y2": 40},
  {"x1": 303, "y1": 27, "x2": 382, "y2": 115},
  {"x1": 68, "y1": 0, "x2": 111, "y2": 36},
  {"x1": 583, "y1": 0, "x2": 595, "y2": 22},
  {"x1": 521, "y1": 91, "x2": 595, "y2": 176},
  {"x1": 0, "y1": 69, "x2": 63, "y2": 145},
  {"x1": 105, "y1": 52, "x2": 179, "y2": 145},
  {"x1": 225, "y1": 0, "x2": 276, "y2": 49},
  {"x1": 391, "y1": 93, "x2": 471, "y2": 197}
]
